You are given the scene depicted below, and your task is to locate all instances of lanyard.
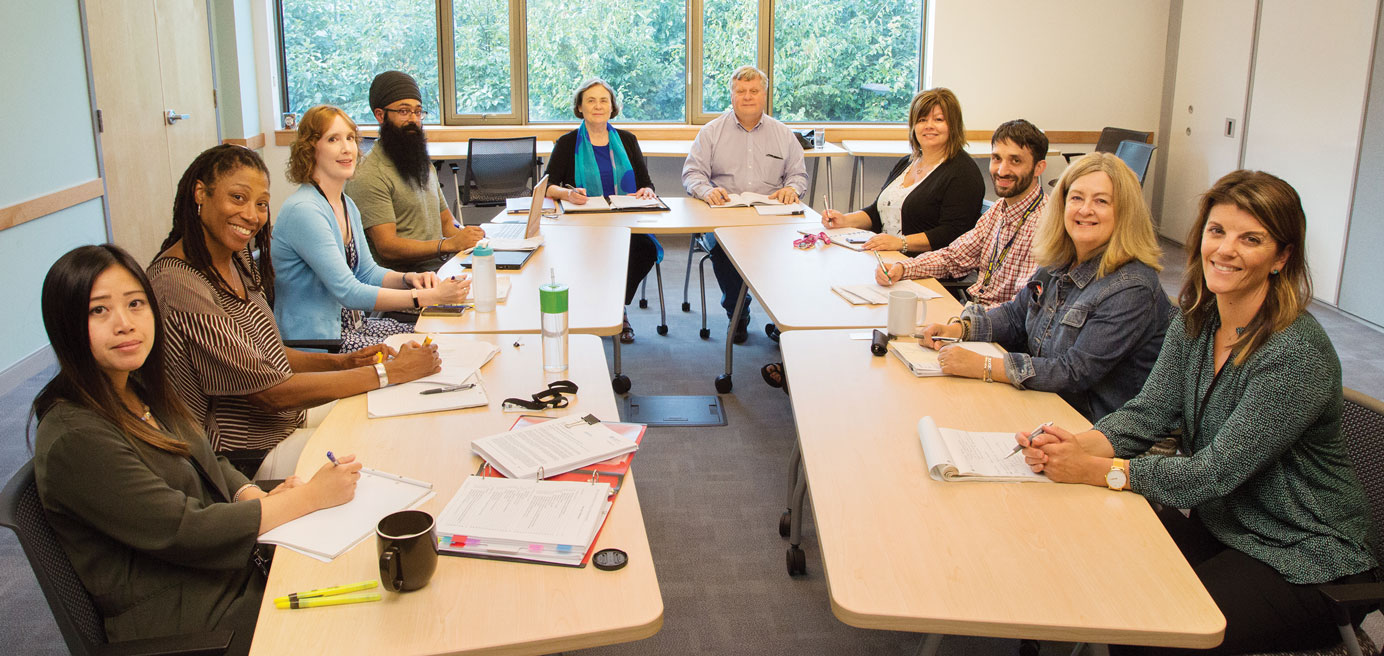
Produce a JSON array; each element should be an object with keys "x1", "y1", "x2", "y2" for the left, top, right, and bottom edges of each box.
[
  {"x1": 1191, "y1": 325, "x2": 1233, "y2": 441},
  {"x1": 979, "y1": 192, "x2": 1044, "y2": 289}
]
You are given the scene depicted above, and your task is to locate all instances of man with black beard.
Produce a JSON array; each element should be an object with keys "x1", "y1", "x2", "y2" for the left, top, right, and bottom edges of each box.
[{"x1": 348, "y1": 71, "x2": 483, "y2": 272}]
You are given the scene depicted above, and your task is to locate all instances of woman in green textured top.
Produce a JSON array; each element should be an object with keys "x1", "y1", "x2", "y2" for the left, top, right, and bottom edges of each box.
[
  {"x1": 30, "y1": 244, "x2": 362, "y2": 654},
  {"x1": 1015, "y1": 170, "x2": 1378, "y2": 654}
]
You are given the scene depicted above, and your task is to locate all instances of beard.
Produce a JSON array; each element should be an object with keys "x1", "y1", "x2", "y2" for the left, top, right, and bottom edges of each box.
[
  {"x1": 378, "y1": 119, "x2": 431, "y2": 190},
  {"x1": 993, "y1": 169, "x2": 1036, "y2": 199}
]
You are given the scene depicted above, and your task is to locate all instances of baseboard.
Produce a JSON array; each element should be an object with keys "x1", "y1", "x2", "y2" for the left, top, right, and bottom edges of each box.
[{"x1": 0, "y1": 346, "x2": 55, "y2": 400}]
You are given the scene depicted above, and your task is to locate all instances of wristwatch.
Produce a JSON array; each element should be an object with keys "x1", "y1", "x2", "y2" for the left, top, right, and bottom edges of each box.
[
  {"x1": 411, "y1": 289, "x2": 420, "y2": 308},
  {"x1": 1106, "y1": 458, "x2": 1129, "y2": 491},
  {"x1": 374, "y1": 362, "x2": 389, "y2": 388}
]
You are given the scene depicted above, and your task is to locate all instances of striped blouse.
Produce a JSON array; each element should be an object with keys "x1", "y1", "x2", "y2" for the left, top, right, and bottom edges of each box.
[{"x1": 147, "y1": 253, "x2": 304, "y2": 452}]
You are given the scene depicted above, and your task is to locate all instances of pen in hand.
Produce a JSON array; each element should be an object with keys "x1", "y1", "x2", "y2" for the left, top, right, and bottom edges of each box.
[
  {"x1": 873, "y1": 250, "x2": 890, "y2": 276},
  {"x1": 327, "y1": 451, "x2": 340, "y2": 466},
  {"x1": 1006, "y1": 422, "x2": 1054, "y2": 459}
]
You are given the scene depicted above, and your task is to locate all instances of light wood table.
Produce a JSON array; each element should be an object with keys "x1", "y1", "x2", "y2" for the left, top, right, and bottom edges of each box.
[
  {"x1": 248, "y1": 334, "x2": 663, "y2": 656},
  {"x1": 709, "y1": 223, "x2": 954, "y2": 393},
  {"x1": 779, "y1": 329, "x2": 1224, "y2": 650},
  {"x1": 490, "y1": 200, "x2": 818, "y2": 395},
  {"x1": 418, "y1": 225, "x2": 627, "y2": 337},
  {"x1": 841, "y1": 139, "x2": 1061, "y2": 210}
]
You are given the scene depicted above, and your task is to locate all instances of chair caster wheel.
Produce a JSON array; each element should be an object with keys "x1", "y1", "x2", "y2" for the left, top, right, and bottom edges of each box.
[
  {"x1": 715, "y1": 375, "x2": 732, "y2": 394},
  {"x1": 699, "y1": 328, "x2": 711, "y2": 339},
  {"x1": 638, "y1": 299, "x2": 648, "y2": 309},
  {"x1": 1019, "y1": 639, "x2": 1041, "y2": 656},
  {"x1": 612, "y1": 375, "x2": 631, "y2": 395},
  {"x1": 681, "y1": 302, "x2": 691, "y2": 312},
  {"x1": 657, "y1": 324, "x2": 669, "y2": 336},
  {"x1": 787, "y1": 546, "x2": 806, "y2": 576},
  {"x1": 779, "y1": 510, "x2": 791, "y2": 537}
]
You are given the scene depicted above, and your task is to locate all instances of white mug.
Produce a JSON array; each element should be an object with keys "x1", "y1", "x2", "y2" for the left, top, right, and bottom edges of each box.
[{"x1": 887, "y1": 290, "x2": 918, "y2": 336}]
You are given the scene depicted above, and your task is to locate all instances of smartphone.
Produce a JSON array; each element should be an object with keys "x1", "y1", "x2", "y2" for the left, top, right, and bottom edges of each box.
[
  {"x1": 847, "y1": 234, "x2": 871, "y2": 244},
  {"x1": 420, "y1": 304, "x2": 470, "y2": 317}
]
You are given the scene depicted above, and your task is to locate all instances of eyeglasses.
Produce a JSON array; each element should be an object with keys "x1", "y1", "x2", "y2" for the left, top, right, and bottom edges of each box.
[
  {"x1": 793, "y1": 232, "x2": 831, "y2": 250},
  {"x1": 383, "y1": 107, "x2": 429, "y2": 119}
]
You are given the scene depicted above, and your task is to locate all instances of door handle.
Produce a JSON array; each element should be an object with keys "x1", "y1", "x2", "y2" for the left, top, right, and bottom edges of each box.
[{"x1": 165, "y1": 110, "x2": 190, "y2": 125}]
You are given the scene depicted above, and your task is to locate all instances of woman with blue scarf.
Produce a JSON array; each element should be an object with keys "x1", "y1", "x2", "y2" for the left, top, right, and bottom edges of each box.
[{"x1": 544, "y1": 78, "x2": 659, "y2": 344}]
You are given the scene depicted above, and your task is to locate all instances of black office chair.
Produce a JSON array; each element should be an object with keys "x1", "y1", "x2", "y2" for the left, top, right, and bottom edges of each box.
[
  {"x1": 679, "y1": 234, "x2": 717, "y2": 340},
  {"x1": 1114, "y1": 140, "x2": 1157, "y2": 185},
  {"x1": 0, "y1": 461, "x2": 234, "y2": 656},
  {"x1": 460, "y1": 137, "x2": 538, "y2": 207},
  {"x1": 1061, "y1": 127, "x2": 1152, "y2": 164}
]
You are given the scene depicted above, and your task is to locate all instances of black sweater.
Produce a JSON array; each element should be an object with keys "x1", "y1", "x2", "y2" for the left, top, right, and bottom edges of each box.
[
  {"x1": 862, "y1": 150, "x2": 985, "y2": 250},
  {"x1": 543, "y1": 127, "x2": 655, "y2": 195}
]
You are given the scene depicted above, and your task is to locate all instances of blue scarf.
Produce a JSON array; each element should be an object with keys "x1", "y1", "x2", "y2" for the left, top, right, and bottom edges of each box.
[{"x1": 574, "y1": 122, "x2": 637, "y2": 196}]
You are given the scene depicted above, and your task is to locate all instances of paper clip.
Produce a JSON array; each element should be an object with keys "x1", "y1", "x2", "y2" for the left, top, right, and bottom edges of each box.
[
  {"x1": 589, "y1": 469, "x2": 600, "y2": 485},
  {"x1": 537, "y1": 466, "x2": 545, "y2": 480},
  {"x1": 481, "y1": 462, "x2": 493, "y2": 478}
]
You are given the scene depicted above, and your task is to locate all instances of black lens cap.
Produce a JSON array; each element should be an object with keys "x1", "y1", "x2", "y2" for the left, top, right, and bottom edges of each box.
[{"x1": 592, "y1": 548, "x2": 628, "y2": 571}]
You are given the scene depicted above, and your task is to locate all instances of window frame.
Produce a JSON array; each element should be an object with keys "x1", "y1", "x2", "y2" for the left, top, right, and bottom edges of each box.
[{"x1": 275, "y1": 0, "x2": 926, "y2": 127}]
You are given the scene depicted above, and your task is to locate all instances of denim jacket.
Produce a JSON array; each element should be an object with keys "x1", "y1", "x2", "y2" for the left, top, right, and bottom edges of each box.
[{"x1": 963, "y1": 256, "x2": 1174, "y2": 421}]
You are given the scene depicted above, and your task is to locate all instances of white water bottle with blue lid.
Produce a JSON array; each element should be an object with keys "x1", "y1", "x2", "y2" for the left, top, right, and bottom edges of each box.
[{"x1": 472, "y1": 239, "x2": 497, "y2": 312}]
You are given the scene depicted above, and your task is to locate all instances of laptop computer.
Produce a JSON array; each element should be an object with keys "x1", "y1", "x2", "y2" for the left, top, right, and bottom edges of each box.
[{"x1": 482, "y1": 174, "x2": 547, "y2": 244}]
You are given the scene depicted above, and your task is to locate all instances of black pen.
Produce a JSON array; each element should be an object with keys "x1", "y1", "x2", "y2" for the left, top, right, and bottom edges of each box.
[
  {"x1": 766, "y1": 153, "x2": 783, "y2": 160},
  {"x1": 420, "y1": 383, "x2": 475, "y2": 395},
  {"x1": 1005, "y1": 422, "x2": 1053, "y2": 459}
]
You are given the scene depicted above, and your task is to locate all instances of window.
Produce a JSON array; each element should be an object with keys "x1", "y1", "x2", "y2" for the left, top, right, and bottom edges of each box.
[
  {"x1": 525, "y1": 0, "x2": 687, "y2": 122},
  {"x1": 277, "y1": 0, "x2": 924, "y2": 125},
  {"x1": 279, "y1": 0, "x2": 440, "y2": 125},
  {"x1": 771, "y1": 0, "x2": 923, "y2": 122}
]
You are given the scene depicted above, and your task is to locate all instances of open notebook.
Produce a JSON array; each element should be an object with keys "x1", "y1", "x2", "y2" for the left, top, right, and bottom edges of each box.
[
  {"x1": 888, "y1": 340, "x2": 1004, "y2": 377},
  {"x1": 366, "y1": 334, "x2": 499, "y2": 417},
  {"x1": 917, "y1": 416, "x2": 1052, "y2": 483},
  {"x1": 258, "y1": 468, "x2": 435, "y2": 561}
]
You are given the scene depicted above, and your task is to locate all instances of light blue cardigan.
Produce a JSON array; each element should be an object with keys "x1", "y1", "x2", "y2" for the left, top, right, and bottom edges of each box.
[{"x1": 271, "y1": 184, "x2": 391, "y2": 341}]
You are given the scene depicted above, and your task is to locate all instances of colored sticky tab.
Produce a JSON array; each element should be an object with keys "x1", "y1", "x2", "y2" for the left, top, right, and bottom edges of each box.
[
  {"x1": 527, "y1": 544, "x2": 543, "y2": 553},
  {"x1": 556, "y1": 545, "x2": 572, "y2": 553}
]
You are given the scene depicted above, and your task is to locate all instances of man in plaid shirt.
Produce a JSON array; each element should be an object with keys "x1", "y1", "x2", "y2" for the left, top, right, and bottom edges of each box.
[{"x1": 876, "y1": 119, "x2": 1049, "y2": 308}]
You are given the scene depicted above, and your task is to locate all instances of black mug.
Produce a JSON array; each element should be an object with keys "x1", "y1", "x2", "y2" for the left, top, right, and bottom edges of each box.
[{"x1": 376, "y1": 510, "x2": 438, "y2": 592}]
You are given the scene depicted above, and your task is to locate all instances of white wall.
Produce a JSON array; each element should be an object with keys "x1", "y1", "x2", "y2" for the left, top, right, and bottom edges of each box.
[
  {"x1": 1241, "y1": 0, "x2": 1378, "y2": 304},
  {"x1": 1159, "y1": 0, "x2": 1257, "y2": 243},
  {"x1": 927, "y1": 0, "x2": 1170, "y2": 135}
]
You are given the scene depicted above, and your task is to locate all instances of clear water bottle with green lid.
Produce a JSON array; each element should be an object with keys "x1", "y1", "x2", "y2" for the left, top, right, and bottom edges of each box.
[{"x1": 540, "y1": 269, "x2": 568, "y2": 373}]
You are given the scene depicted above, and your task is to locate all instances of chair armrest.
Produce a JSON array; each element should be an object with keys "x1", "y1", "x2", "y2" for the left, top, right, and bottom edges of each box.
[
  {"x1": 1061, "y1": 151, "x2": 1087, "y2": 163},
  {"x1": 96, "y1": 629, "x2": 234, "y2": 656},
  {"x1": 1318, "y1": 582, "x2": 1384, "y2": 625},
  {"x1": 282, "y1": 338, "x2": 344, "y2": 353}
]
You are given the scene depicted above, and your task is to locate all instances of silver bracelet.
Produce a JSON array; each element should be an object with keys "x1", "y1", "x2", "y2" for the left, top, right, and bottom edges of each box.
[
  {"x1": 983, "y1": 357, "x2": 993, "y2": 383},
  {"x1": 232, "y1": 483, "x2": 261, "y2": 502},
  {"x1": 374, "y1": 362, "x2": 389, "y2": 388}
]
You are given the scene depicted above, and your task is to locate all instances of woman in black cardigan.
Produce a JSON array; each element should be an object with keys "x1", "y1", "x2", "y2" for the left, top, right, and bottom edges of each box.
[
  {"x1": 822, "y1": 88, "x2": 985, "y2": 252},
  {"x1": 543, "y1": 78, "x2": 659, "y2": 343}
]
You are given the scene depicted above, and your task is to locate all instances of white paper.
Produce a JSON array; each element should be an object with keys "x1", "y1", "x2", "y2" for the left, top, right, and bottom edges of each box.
[
  {"x1": 471, "y1": 416, "x2": 638, "y2": 480},
  {"x1": 754, "y1": 203, "x2": 806, "y2": 215},
  {"x1": 832, "y1": 280, "x2": 940, "y2": 306},
  {"x1": 608, "y1": 194, "x2": 663, "y2": 209},
  {"x1": 505, "y1": 197, "x2": 555, "y2": 213},
  {"x1": 916, "y1": 416, "x2": 1051, "y2": 483},
  {"x1": 436, "y1": 477, "x2": 609, "y2": 547},
  {"x1": 258, "y1": 468, "x2": 435, "y2": 561},
  {"x1": 560, "y1": 196, "x2": 610, "y2": 212},
  {"x1": 889, "y1": 341, "x2": 1005, "y2": 377},
  {"x1": 463, "y1": 277, "x2": 511, "y2": 303},
  {"x1": 798, "y1": 227, "x2": 875, "y2": 250},
  {"x1": 485, "y1": 235, "x2": 544, "y2": 251},
  {"x1": 708, "y1": 192, "x2": 781, "y2": 208},
  {"x1": 367, "y1": 372, "x2": 488, "y2": 418},
  {"x1": 383, "y1": 334, "x2": 498, "y2": 386}
]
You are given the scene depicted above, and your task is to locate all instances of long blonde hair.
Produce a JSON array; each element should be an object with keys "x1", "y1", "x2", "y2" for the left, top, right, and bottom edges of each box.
[
  {"x1": 1180, "y1": 170, "x2": 1311, "y2": 365},
  {"x1": 1033, "y1": 152, "x2": 1162, "y2": 278}
]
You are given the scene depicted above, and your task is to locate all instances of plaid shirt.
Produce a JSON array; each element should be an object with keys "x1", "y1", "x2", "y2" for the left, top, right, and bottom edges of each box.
[{"x1": 900, "y1": 182, "x2": 1046, "y2": 309}]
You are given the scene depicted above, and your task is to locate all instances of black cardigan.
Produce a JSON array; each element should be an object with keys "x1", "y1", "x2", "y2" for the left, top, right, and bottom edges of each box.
[
  {"x1": 862, "y1": 150, "x2": 985, "y2": 250},
  {"x1": 543, "y1": 127, "x2": 655, "y2": 195}
]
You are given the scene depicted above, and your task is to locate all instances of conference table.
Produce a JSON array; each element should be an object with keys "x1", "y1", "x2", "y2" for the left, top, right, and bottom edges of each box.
[
  {"x1": 841, "y1": 139, "x2": 1063, "y2": 210},
  {"x1": 248, "y1": 334, "x2": 663, "y2": 656},
  {"x1": 778, "y1": 329, "x2": 1225, "y2": 651},
  {"x1": 417, "y1": 224, "x2": 633, "y2": 389},
  {"x1": 709, "y1": 223, "x2": 950, "y2": 392},
  {"x1": 488, "y1": 199, "x2": 819, "y2": 395}
]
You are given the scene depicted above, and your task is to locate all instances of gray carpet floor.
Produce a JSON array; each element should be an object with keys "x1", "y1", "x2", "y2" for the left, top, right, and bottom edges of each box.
[{"x1": 2, "y1": 234, "x2": 1382, "y2": 655}]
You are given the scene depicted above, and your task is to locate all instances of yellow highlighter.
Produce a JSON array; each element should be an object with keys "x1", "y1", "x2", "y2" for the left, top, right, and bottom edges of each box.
[
  {"x1": 375, "y1": 351, "x2": 384, "y2": 364},
  {"x1": 422, "y1": 335, "x2": 433, "y2": 347},
  {"x1": 275, "y1": 592, "x2": 381, "y2": 610},
  {"x1": 273, "y1": 580, "x2": 377, "y2": 606}
]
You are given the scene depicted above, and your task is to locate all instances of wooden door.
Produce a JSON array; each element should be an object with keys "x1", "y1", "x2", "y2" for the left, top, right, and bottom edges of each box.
[{"x1": 87, "y1": 0, "x2": 218, "y2": 264}]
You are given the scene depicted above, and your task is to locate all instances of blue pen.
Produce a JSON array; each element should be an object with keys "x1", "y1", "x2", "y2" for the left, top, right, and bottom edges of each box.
[{"x1": 327, "y1": 451, "x2": 340, "y2": 466}]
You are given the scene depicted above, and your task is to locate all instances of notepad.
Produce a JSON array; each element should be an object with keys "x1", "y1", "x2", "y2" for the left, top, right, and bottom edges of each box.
[
  {"x1": 258, "y1": 468, "x2": 435, "y2": 562},
  {"x1": 917, "y1": 416, "x2": 1052, "y2": 483},
  {"x1": 560, "y1": 194, "x2": 668, "y2": 212},
  {"x1": 888, "y1": 340, "x2": 1005, "y2": 377},
  {"x1": 435, "y1": 476, "x2": 611, "y2": 567},
  {"x1": 366, "y1": 334, "x2": 499, "y2": 418},
  {"x1": 462, "y1": 277, "x2": 511, "y2": 303},
  {"x1": 831, "y1": 280, "x2": 941, "y2": 305},
  {"x1": 471, "y1": 414, "x2": 639, "y2": 480}
]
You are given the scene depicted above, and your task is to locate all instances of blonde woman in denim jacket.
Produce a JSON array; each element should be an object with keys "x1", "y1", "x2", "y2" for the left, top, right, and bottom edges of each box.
[{"x1": 918, "y1": 153, "x2": 1173, "y2": 421}]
